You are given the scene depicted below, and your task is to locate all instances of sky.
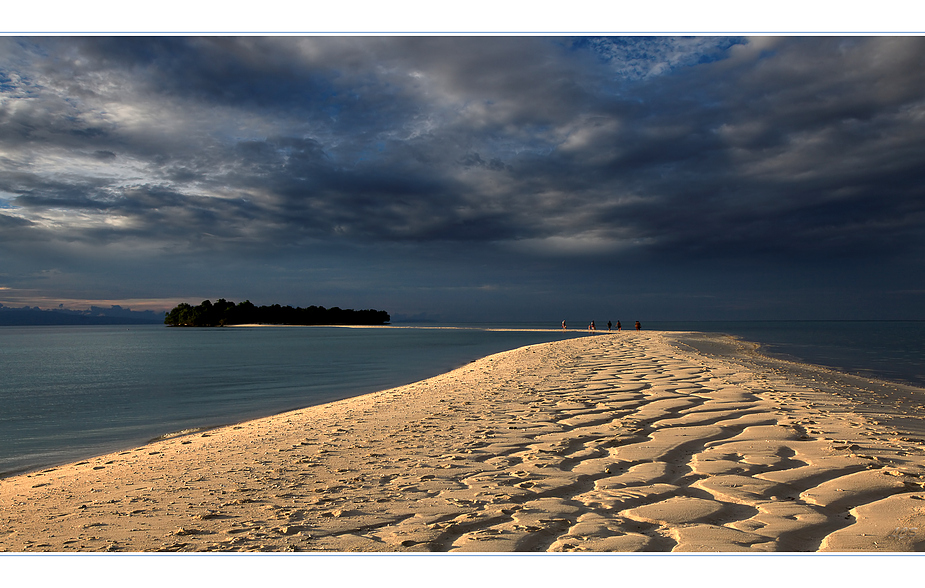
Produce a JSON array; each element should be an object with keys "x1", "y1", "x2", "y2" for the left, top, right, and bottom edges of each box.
[{"x1": 1, "y1": 35, "x2": 924, "y2": 322}]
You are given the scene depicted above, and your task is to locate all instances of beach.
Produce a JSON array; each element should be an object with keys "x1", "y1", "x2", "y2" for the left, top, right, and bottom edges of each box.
[{"x1": 2, "y1": 331, "x2": 925, "y2": 552}]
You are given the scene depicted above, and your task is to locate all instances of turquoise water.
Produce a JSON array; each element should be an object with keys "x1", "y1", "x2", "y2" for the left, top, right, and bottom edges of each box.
[{"x1": 0, "y1": 325, "x2": 585, "y2": 476}]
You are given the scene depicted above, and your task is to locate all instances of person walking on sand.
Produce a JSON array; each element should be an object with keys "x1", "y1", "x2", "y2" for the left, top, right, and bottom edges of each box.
[
  {"x1": 607, "y1": 321, "x2": 612, "y2": 331},
  {"x1": 635, "y1": 321, "x2": 641, "y2": 331},
  {"x1": 616, "y1": 321, "x2": 622, "y2": 331}
]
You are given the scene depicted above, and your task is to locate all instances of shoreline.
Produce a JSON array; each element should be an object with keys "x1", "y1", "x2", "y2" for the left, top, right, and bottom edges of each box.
[
  {"x1": 0, "y1": 325, "x2": 590, "y2": 479},
  {"x1": 5, "y1": 326, "x2": 923, "y2": 482},
  {"x1": 3, "y1": 332, "x2": 925, "y2": 552},
  {"x1": 228, "y1": 323, "x2": 574, "y2": 333},
  {"x1": 668, "y1": 332, "x2": 925, "y2": 439}
]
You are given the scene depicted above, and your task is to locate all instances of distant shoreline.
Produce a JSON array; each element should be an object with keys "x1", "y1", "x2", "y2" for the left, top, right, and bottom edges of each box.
[
  {"x1": 164, "y1": 299, "x2": 389, "y2": 327},
  {"x1": 227, "y1": 323, "x2": 569, "y2": 332}
]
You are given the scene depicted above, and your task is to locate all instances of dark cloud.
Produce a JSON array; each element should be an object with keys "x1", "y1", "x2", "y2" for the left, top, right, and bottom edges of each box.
[
  {"x1": 459, "y1": 152, "x2": 510, "y2": 172},
  {"x1": 0, "y1": 37, "x2": 923, "y2": 319},
  {"x1": 0, "y1": 213, "x2": 34, "y2": 229}
]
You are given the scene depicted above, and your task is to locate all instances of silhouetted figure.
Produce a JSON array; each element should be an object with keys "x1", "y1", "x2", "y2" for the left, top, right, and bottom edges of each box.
[
  {"x1": 616, "y1": 321, "x2": 622, "y2": 331},
  {"x1": 562, "y1": 320, "x2": 566, "y2": 330},
  {"x1": 607, "y1": 321, "x2": 612, "y2": 331},
  {"x1": 635, "y1": 321, "x2": 641, "y2": 331},
  {"x1": 589, "y1": 321, "x2": 595, "y2": 331}
]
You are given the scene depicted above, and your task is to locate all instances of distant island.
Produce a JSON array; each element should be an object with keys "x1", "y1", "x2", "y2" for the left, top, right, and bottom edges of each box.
[{"x1": 164, "y1": 299, "x2": 390, "y2": 327}]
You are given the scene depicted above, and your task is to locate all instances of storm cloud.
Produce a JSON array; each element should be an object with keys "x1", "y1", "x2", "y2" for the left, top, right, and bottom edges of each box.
[{"x1": 1, "y1": 37, "x2": 923, "y2": 320}]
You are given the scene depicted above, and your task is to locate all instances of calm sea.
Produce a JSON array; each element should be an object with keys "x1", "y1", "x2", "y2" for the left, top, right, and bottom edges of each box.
[
  {"x1": 648, "y1": 320, "x2": 925, "y2": 388},
  {"x1": 1, "y1": 321, "x2": 922, "y2": 477},
  {"x1": 0, "y1": 325, "x2": 585, "y2": 476}
]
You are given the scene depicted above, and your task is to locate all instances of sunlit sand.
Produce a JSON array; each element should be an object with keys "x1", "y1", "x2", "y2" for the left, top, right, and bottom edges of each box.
[{"x1": 3, "y1": 332, "x2": 924, "y2": 552}]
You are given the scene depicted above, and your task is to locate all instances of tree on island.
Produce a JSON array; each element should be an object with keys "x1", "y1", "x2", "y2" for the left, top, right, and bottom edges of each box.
[{"x1": 164, "y1": 299, "x2": 390, "y2": 327}]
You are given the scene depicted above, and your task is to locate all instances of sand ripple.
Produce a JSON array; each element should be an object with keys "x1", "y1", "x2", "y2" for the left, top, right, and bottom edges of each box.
[{"x1": 3, "y1": 333, "x2": 925, "y2": 552}]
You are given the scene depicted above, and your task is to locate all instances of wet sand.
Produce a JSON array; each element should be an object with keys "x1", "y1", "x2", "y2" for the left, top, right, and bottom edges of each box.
[{"x1": 2, "y1": 331, "x2": 925, "y2": 552}]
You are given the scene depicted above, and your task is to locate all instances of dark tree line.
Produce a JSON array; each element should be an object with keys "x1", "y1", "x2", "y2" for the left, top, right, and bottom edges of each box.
[{"x1": 164, "y1": 299, "x2": 390, "y2": 327}]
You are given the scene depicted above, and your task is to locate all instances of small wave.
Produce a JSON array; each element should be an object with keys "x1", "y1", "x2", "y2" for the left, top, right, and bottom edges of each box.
[{"x1": 148, "y1": 426, "x2": 217, "y2": 443}]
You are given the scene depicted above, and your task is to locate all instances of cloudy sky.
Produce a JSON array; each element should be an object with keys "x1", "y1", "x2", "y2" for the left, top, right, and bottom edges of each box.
[{"x1": 1, "y1": 36, "x2": 924, "y2": 322}]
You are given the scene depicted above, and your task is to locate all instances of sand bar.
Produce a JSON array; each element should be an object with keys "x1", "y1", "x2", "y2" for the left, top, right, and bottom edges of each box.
[{"x1": 3, "y1": 331, "x2": 925, "y2": 552}]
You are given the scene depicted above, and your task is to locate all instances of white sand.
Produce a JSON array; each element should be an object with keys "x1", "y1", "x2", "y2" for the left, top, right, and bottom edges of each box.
[{"x1": 2, "y1": 332, "x2": 925, "y2": 552}]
